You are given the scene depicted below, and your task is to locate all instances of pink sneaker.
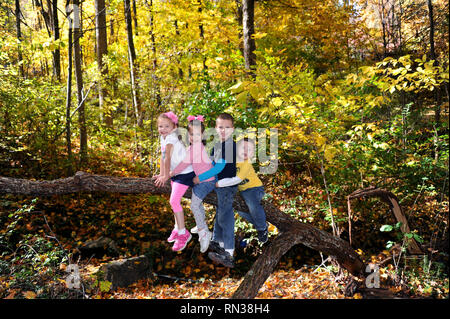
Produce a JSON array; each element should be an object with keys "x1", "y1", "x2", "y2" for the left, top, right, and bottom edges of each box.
[
  {"x1": 167, "y1": 229, "x2": 178, "y2": 243},
  {"x1": 172, "y1": 231, "x2": 192, "y2": 251}
]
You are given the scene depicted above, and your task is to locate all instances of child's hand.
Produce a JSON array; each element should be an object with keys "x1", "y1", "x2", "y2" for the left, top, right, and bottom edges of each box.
[
  {"x1": 193, "y1": 176, "x2": 200, "y2": 184},
  {"x1": 169, "y1": 171, "x2": 174, "y2": 177},
  {"x1": 151, "y1": 174, "x2": 160, "y2": 180},
  {"x1": 215, "y1": 182, "x2": 219, "y2": 188},
  {"x1": 155, "y1": 175, "x2": 169, "y2": 187}
]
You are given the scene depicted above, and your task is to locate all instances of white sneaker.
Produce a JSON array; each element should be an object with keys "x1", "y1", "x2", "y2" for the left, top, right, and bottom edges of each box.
[
  {"x1": 198, "y1": 229, "x2": 212, "y2": 253},
  {"x1": 190, "y1": 225, "x2": 198, "y2": 234}
]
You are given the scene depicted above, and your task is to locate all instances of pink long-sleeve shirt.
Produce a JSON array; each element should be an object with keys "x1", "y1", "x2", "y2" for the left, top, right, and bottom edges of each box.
[{"x1": 171, "y1": 142, "x2": 214, "y2": 182}]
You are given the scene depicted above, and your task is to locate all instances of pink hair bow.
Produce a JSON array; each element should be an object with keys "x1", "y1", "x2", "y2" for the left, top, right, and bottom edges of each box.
[
  {"x1": 187, "y1": 115, "x2": 205, "y2": 122},
  {"x1": 164, "y1": 111, "x2": 178, "y2": 125}
]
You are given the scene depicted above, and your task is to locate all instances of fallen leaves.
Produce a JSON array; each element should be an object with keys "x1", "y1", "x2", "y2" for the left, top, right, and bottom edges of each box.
[
  {"x1": 1, "y1": 159, "x2": 448, "y2": 300},
  {"x1": 23, "y1": 291, "x2": 37, "y2": 299},
  {"x1": 103, "y1": 267, "x2": 350, "y2": 299}
]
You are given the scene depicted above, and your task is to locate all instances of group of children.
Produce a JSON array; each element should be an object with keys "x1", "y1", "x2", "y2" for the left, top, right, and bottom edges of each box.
[{"x1": 152, "y1": 111, "x2": 268, "y2": 268}]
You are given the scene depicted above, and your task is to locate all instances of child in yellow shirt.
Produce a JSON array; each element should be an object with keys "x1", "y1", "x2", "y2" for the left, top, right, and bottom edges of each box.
[{"x1": 216, "y1": 137, "x2": 268, "y2": 243}]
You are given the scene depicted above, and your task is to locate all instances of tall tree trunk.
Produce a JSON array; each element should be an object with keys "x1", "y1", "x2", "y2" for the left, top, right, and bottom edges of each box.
[
  {"x1": 125, "y1": 0, "x2": 137, "y2": 80},
  {"x1": 144, "y1": 0, "x2": 159, "y2": 169},
  {"x1": 95, "y1": 0, "x2": 111, "y2": 127},
  {"x1": 144, "y1": 0, "x2": 161, "y2": 148},
  {"x1": 398, "y1": 0, "x2": 403, "y2": 54},
  {"x1": 146, "y1": 0, "x2": 161, "y2": 106},
  {"x1": 108, "y1": 17, "x2": 119, "y2": 111},
  {"x1": 427, "y1": 0, "x2": 436, "y2": 62},
  {"x1": 124, "y1": 0, "x2": 142, "y2": 128},
  {"x1": 146, "y1": 0, "x2": 157, "y2": 71},
  {"x1": 36, "y1": 0, "x2": 60, "y2": 81},
  {"x1": 132, "y1": 0, "x2": 138, "y2": 36},
  {"x1": 427, "y1": 0, "x2": 441, "y2": 131},
  {"x1": 65, "y1": 1, "x2": 74, "y2": 176},
  {"x1": 242, "y1": 0, "x2": 256, "y2": 78},
  {"x1": 379, "y1": 0, "x2": 388, "y2": 58},
  {"x1": 73, "y1": 0, "x2": 87, "y2": 166},
  {"x1": 52, "y1": 0, "x2": 61, "y2": 81},
  {"x1": 234, "y1": 0, "x2": 244, "y2": 56},
  {"x1": 15, "y1": 0, "x2": 24, "y2": 77}
]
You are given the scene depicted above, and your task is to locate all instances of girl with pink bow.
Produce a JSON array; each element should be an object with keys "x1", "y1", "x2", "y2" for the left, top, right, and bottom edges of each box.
[
  {"x1": 187, "y1": 115, "x2": 204, "y2": 122},
  {"x1": 170, "y1": 115, "x2": 225, "y2": 253},
  {"x1": 153, "y1": 111, "x2": 195, "y2": 251}
]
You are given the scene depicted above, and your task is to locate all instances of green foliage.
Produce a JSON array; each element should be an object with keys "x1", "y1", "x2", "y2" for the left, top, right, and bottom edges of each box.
[
  {"x1": 98, "y1": 280, "x2": 112, "y2": 293},
  {"x1": 375, "y1": 55, "x2": 449, "y2": 94},
  {"x1": 225, "y1": 51, "x2": 448, "y2": 246},
  {"x1": 379, "y1": 221, "x2": 424, "y2": 250},
  {"x1": 0, "y1": 199, "x2": 68, "y2": 298},
  {"x1": 0, "y1": 45, "x2": 67, "y2": 177},
  {"x1": 182, "y1": 85, "x2": 236, "y2": 127}
]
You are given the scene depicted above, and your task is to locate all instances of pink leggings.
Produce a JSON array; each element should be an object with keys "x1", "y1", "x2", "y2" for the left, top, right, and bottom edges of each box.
[{"x1": 169, "y1": 181, "x2": 189, "y2": 213}]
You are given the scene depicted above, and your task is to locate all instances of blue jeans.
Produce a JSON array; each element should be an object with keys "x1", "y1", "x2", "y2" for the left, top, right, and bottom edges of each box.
[
  {"x1": 192, "y1": 180, "x2": 216, "y2": 199},
  {"x1": 237, "y1": 186, "x2": 267, "y2": 231},
  {"x1": 213, "y1": 185, "x2": 238, "y2": 251}
]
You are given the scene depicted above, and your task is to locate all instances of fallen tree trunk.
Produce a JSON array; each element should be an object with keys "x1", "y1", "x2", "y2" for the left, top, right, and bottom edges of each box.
[
  {"x1": 0, "y1": 171, "x2": 365, "y2": 298},
  {"x1": 347, "y1": 186, "x2": 423, "y2": 255}
]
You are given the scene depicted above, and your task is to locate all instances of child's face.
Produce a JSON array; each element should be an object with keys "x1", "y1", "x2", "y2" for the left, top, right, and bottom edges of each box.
[
  {"x1": 158, "y1": 117, "x2": 175, "y2": 137},
  {"x1": 238, "y1": 141, "x2": 255, "y2": 161},
  {"x1": 215, "y1": 118, "x2": 234, "y2": 141},
  {"x1": 189, "y1": 125, "x2": 203, "y2": 144}
]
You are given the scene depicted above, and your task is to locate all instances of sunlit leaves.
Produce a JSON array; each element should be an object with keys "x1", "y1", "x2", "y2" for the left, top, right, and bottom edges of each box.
[{"x1": 376, "y1": 55, "x2": 449, "y2": 94}]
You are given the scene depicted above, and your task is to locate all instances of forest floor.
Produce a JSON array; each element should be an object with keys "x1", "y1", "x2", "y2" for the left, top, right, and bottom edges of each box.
[{"x1": 1, "y1": 148, "x2": 448, "y2": 300}]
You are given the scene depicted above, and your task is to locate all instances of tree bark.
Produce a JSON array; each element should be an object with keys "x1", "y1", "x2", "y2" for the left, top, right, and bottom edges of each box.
[
  {"x1": 52, "y1": 0, "x2": 61, "y2": 82},
  {"x1": 197, "y1": 0, "x2": 208, "y2": 83},
  {"x1": 15, "y1": 0, "x2": 24, "y2": 77},
  {"x1": 65, "y1": 9, "x2": 73, "y2": 176},
  {"x1": 427, "y1": 0, "x2": 436, "y2": 62},
  {"x1": 146, "y1": 0, "x2": 161, "y2": 107},
  {"x1": 0, "y1": 171, "x2": 365, "y2": 298},
  {"x1": 124, "y1": 0, "x2": 142, "y2": 128},
  {"x1": 72, "y1": 0, "x2": 87, "y2": 166},
  {"x1": 132, "y1": 0, "x2": 138, "y2": 36},
  {"x1": 378, "y1": 0, "x2": 388, "y2": 58},
  {"x1": 39, "y1": 0, "x2": 61, "y2": 81},
  {"x1": 427, "y1": 0, "x2": 442, "y2": 136},
  {"x1": 347, "y1": 187, "x2": 423, "y2": 255},
  {"x1": 242, "y1": 0, "x2": 256, "y2": 78},
  {"x1": 95, "y1": 0, "x2": 111, "y2": 127},
  {"x1": 232, "y1": 231, "x2": 299, "y2": 298},
  {"x1": 145, "y1": 0, "x2": 158, "y2": 71},
  {"x1": 234, "y1": 0, "x2": 244, "y2": 56}
]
